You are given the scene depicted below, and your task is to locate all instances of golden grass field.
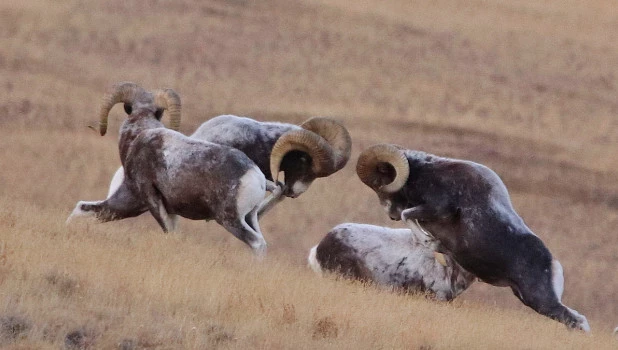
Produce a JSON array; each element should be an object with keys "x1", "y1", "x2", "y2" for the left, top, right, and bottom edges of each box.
[{"x1": 1, "y1": 0, "x2": 617, "y2": 348}]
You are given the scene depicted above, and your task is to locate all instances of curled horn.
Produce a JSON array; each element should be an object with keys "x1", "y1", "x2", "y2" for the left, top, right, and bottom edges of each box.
[
  {"x1": 98, "y1": 82, "x2": 147, "y2": 136},
  {"x1": 356, "y1": 144, "x2": 410, "y2": 193},
  {"x1": 152, "y1": 88, "x2": 181, "y2": 131},
  {"x1": 300, "y1": 117, "x2": 352, "y2": 172},
  {"x1": 269, "y1": 130, "x2": 335, "y2": 183}
]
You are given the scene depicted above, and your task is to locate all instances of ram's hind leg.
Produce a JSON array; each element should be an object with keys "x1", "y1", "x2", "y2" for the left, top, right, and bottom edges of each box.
[
  {"x1": 67, "y1": 181, "x2": 147, "y2": 224},
  {"x1": 106, "y1": 168, "x2": 179, "y2": 227},
  {"x1": 143, "y1": 185, "x2": 177, "y2": 233},
  {"x1": 222, "y1": 213, "x2": 267, "y2": 258},
  {"x1": 67, "y1": 200, "x2": 106, "y2": 223},
  {"x1": 511, "y1": 260, "x2": 590, "y2": 332},
  {"x1": 222, "y1": 167, "x2": 268, "y2": 257}
]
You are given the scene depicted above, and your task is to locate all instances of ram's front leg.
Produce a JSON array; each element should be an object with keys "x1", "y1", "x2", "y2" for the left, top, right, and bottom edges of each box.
[
  {"x1": 405, "y1": 218, "x2": 443, "y2": 251},
  {"x1": 257, "y1": 181, "x2": 285, "y2": 218},
  {"x1": 401, "y1": 204, "x2": 454, "y2": 223},
  {"x1": 402, "y1": 204, "x2": 457, "y2": 254}
]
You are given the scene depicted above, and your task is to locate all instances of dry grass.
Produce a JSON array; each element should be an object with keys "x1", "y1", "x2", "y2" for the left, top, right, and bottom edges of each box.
[
  {"x1": 0, "y1": 200, "x2": 615, "y2": 349},
  {"x1": 1, "y1": 0, "x2": 617, "y2": 348}
]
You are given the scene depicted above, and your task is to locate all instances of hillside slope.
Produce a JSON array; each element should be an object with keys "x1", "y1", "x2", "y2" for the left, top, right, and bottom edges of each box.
[{"x1": 0, "y1": 0, "x2": 617, "y2": 348}]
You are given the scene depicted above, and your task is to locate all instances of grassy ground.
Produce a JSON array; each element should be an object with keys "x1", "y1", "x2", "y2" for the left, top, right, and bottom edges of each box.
[{"x1": 0, "y1": 0, "x2": 617, "y2": 348}]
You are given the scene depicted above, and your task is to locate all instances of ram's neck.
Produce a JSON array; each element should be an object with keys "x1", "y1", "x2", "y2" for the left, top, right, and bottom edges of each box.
[{"x1": 118, "y1": 111, "x2": 164, "y2": 165}]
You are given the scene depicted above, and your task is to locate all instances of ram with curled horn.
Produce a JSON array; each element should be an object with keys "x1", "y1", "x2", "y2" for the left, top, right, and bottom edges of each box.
[
  {"x1": 106, "y1": 113, "x2": 352, "y2": 217},
  {"x1": 98, "y1": 82, "x2": 181, "y2": 137},
  {"x1": 68, "y1": 82, "x2": 276, "y2": 256},
  {"x1": 355, "y1": 143, "x2": 590, "y2": 332}
]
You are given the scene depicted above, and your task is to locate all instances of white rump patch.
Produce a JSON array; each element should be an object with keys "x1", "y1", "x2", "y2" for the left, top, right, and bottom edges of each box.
[
  {"x1": 236, "y1": 166, "x2": 266, "y2": 217},
  {"x1": 107, "y1": 167, "x2": 125, "y2": 198},
  {"x1": 307, "y1": 245, "x2": 322, "y2": 275},
  {"x1": 235, "y1": 166, "x2": 268, "y2": 258},
  {"x1": 551, "y1": 259, "x2": 565, "y2": 301}
]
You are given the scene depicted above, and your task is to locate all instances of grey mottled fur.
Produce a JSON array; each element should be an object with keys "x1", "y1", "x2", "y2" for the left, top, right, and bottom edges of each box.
[
  {"x1": 68, "y1": 100, "x2": 271, "y2": 256},
  {"x1": 309, "y1": 223, "x2": 475, "y2": 301},
  {"x1": 106, "y1": 114, "x2": 332, "y2": 218},
  {"x1": 365, "y1": 147, "x2": 590, "y2": 331}
]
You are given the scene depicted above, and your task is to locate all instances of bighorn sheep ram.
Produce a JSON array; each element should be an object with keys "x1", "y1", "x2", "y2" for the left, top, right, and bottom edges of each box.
[
  {"x1": 67, "y1": 82, "x2": 273, "y2": 256},
  {"x1": 356, "y1": 144, "x2": 590, "y2": 331},
  {"x1": 308, "y1": 222, "x2": 476, "y2": 301},
  {"x1": 107, "y1": 113, "x2": 352, "y2": 217}
]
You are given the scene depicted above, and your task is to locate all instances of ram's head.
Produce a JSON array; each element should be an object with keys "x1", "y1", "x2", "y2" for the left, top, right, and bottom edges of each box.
[
  {"x1": 270, "y1": 117, "x2": 352, "y2": 197},
  {"x1": 356, "y1": 144, "x2": 410, "y2": 220},
  {"x1": 97, "y1": 81, "x2": 181, "y2": 136}
]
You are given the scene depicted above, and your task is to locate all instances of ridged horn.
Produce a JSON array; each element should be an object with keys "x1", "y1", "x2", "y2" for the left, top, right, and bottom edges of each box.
[
  {"x1": 98, "y1": 82, "x2": 146, "y2": 136},
  {"x1": 269, "y1": 130, "x2": 335, "y2": 183},
  {"x1": 300, "y1": 117, "x2": 352, "y2": 172},
  {"x1": 152, "y1": 88, "x2": 181, "y2": 131},
  {"x1": 356, "y1": 144, "x2": 410, "y2": 193}
]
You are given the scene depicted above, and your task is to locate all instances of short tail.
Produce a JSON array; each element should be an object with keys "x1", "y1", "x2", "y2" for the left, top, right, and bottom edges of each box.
[{"x1": 307, "y1": 245, "x2": 322, "y2": 275}]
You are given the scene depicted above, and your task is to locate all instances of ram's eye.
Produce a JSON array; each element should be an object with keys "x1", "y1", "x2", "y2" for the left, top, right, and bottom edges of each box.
[{"x1": 123, "y1": 103, "x2": 133, "y2": 115}]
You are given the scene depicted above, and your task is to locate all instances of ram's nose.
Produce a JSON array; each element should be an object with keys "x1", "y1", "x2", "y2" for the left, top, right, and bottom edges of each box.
[
  {"x1": 285, "y1": 180, "x2": 311, "y2": 198},
  {"x1": 389, "y1": 213, "x2": 401, "y2": 221},
  {"x1": 283, "y1": 186, "x2": 300, "y2": 198}
]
